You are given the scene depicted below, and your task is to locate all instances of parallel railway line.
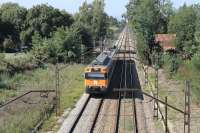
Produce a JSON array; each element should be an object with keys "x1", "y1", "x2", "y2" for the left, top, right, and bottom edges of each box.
[
  {"x1": 68, "y1": 28, "x2": 127, "y2": 133},
  {"x1": 69, "y1": 94, "x2": 91, "y2": 133},
  {"x1": 65, "y1": 27, "x2": 144, "y2": 133},
  {"x1": 114, "y1": 27, "x2": 139, "y2": 133}
]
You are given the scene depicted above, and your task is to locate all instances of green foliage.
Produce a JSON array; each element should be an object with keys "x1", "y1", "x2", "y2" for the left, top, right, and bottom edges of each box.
[
  {"x1": 0, "y1": 3, "x2": 74, "y2": 50},
  {"x1": 71, "y1": 22, "x2": 93, "y2": 48},
  {"x1": 194, "y1": 4, "x2": 200, "y2": 51},
  {"x1": 0, "y1": 3, "x2": 27, "y2": 48},
  {"x1": 168, "y1": 5, "x2": 197, "y2": 56},
  {"x1": 191, "y1": 53, "x2": 200, "y2": 70},
  {"x1": 75, "y1": 0, "x2": 111, "y2": 42},
  {"x1": 136, "y1": 33, "x2": 149, "y2": 64},
  {"x1": 31, "y1": 32, "x2": 49, "y2": 61},
  {"x1": 163, "y1": 54, "x2": 182, "y2": 75},
  {"x1": 50, "y1": 27, "x2": 82, "y2": 62},
  {"x1": 92, "y1": 0, "x2": 106, "y2": 41},
  {"x1": 3, "y1": 37, "x2": 15, "y2": 51},
  {"x1": 22, "y1": 4, "x2": 73, "y2": 45},
  {"x1": 0, "y1": 64, "x2": 85, "y2": 132},
  {"x1": 127, "y1": 0, "x2": 172, "y2": 64},
  {"x1": 0, "y1": 1, "x2": 117, "y2": 57},
  {"x1": 0, "y1": 3, "x2": 27, "y2": 30},
  {"x1": 75, "y1": 1, "x2": 93, "y2": 29},
  {"x1": 158, "y1": 0, "x2": 174, "y2": 33},
  {"x1": 30, "y1": 27, "x2": 82, "y2": 63}
]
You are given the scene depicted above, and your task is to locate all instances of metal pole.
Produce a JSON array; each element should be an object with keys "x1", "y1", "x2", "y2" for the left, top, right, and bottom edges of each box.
[
  {"x1": 55, "y1": 59, "x2": 60, "y2": 116},
  {"x1": 165, "y1": 96, "x2": 168, "y2": 133},
  {"x1": 154, "y1": 68, "x2": 159, "y2": 119},
  {"x1": 187, "y1": 81, "x2": 191, "y2": 133},
  {"x1": 156, "y1": 69, "x2": 159, "y2": 119},
  {"x1": 58, "y1": 66, "x2": 60, "y2": 115},
  {"x1": 184, "y1": 80, "x2": 187, "y2": 133},
  {"x1": 55, "y1": 63, "x2": 58, "y2": 116},
  {"x1": 184, "y1": 80, "x2": 190, "y2": 133}
]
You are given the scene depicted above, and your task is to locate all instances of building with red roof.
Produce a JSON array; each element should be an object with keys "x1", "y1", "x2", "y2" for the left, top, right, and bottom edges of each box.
[{"x1": 155, "y1": 34, "x2": 176, "y2": 51}]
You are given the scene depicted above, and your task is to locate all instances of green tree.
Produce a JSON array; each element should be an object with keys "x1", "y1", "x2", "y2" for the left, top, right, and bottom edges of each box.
[
  {"x1": 75, "y1": 0, "x2": 112, "y2": 46},
  {"x1": 3, "y1": 37, "x2": 15, "y2": 52},
  {"x1": 92, "y1": 0, "x2": 107, "y2": 41},
  {"x1": 194, "y1": 4, "x2": 200, "y2": 51},
  {"x1": 31, "y1": 32, "x2": 49, "y2": 62},
  {"x1": 75, "y1": 1, "x2": 93, "y2": 29},
  {"x1": 0, "y1": 3, "x2": 27, "y2": 47},
  {"x1": 158, "y1": 0, "x2": 174, "y2": 33},
  {"x1": 22, "y1": 4, "x2": 73, "y2": 46},
  {"x1": 168, "y1": 5, "x2": 197, "y2": 57},
  {"x1": 127, "y1": 0, "x2": 162, "y2": 64},
  {"x1": 49, "y1": 27, "x2": 82, "y2": 62},
  {"x1": 71, "y1": 22, "x2": 93, "y2": 48}
]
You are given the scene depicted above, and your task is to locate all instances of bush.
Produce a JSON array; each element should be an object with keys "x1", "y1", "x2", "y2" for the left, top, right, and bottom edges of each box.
[
  {"x1": 3, "y1": 38, "x2": 15, "y2": 52},
  {"x1": 192, "y1": 53, "x2": 200, "y2": 70},
  {"x1": 163, "y1": 54, "x2": 182, "y2": 74}
]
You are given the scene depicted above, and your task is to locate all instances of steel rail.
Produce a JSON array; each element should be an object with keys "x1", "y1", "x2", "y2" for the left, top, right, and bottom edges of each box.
[
  {"x1": 123, "y1": 28, "x2": 127, "y2": 133},
  {"x1": 89, "y1": 98, "x2": 104, "y2": 133},
  {"x1": 127, "y1": 30, "x2": 139, "y2": 133},
  {"x1": 113, "y1": 88, "x2": 185, "y2": 114},
  {"x1": 114, "y1": 27, "x2": 127, "y2": 133},
  {"x1": 69, "y1": 95, "x2": 91, "y2": 133},
  {"x1": 128, "y1": 31, "x2": 137, "y2": 133},
  {"x1": 69, "y1": 28, "x2": 126, "y2": 133}
]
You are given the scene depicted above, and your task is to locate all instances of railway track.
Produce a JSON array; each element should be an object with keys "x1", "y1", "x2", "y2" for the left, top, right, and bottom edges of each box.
[
  {"x1": 69, "y1": 95, "x2": 104, "y2": 133},
  {"x1": 67, "y1": 27, "x2": 127, "y2": 133},
  {"x1": 60, "y1": 27, "x2": 147, "y2": 133},
  {"x1": 113, "y1": 28, "x2": 139, "y2": 133},
  {"x1": 69, "y1": 94, "x2": 91, "y2": 133},
  {"x1": 128, "y1": 30, "x2": 138, "y2": 133}
]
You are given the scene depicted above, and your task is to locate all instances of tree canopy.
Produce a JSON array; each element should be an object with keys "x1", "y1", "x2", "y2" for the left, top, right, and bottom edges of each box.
[
  {"x1": 127, "y1": 0, "x2": 171, "y2": 64},
  {"x1": 168, "y1": 5, "x2": 197, "y2": 56},
  {"x1": 0, "y1": 2, "x2": 121, "y2": 64}
]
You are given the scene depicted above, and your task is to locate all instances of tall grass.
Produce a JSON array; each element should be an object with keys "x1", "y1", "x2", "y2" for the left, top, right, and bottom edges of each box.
[
  {"x1": 40, "y1": 64, "x2": 85, "y2": 131},
  {"x1": 176, "y1": 61, "x2": 200, "y2": 104},
  {"x1": 0, "y1": 64, "x2": 85, "y2": 132}
]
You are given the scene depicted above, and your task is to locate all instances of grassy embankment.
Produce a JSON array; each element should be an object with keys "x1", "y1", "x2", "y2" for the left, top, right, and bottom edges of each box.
[
  {"x1": 163, "y1": 59, "x2": 200, "y2": 105},
  {"x1": 146, "y1": 61, "x2": 200, "y2": 132},
  {"x1": 0, "y1": 53, "x2": 85, "y2": 132},
  {"x1": 40, "y1": 64, "x2": 85, "y2": 132}
]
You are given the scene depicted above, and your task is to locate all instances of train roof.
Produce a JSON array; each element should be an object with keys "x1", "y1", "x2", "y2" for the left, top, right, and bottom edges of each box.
[{"x1": 89, "y1": 50, "x2": 114, "y2": 66}]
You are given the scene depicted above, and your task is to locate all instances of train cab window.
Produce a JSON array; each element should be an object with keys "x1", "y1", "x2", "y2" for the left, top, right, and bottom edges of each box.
[{"x1": 85, "y1": 73, "x2": 107, "y2": 79}]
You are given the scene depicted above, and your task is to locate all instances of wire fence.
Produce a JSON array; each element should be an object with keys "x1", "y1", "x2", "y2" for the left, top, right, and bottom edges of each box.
[{"x1": 0, "y1": 90, "x2": 56, "y2": 133}]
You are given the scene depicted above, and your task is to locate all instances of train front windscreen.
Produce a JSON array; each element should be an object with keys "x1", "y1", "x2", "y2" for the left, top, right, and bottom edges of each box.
[{"x1": 85, "y1": 73, "x2": 107, "y2": 80}]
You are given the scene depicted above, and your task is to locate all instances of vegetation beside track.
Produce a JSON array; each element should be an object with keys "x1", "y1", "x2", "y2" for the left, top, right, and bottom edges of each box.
[
  {"x1": 169, "y1": 62, "x2": 200, "y2": 105},
  {"x1": 0, "y1": 63, "x2": 85, "y2": 132},
  {"x1": 145, "y1": 67, "x2": 200, "y2": 133},
  {"x1": 127, "y1": 0, "x2": 200, "y2": 105},
  {"x1": 39, "y1": 64, "x2": 85, "y2": 132}
]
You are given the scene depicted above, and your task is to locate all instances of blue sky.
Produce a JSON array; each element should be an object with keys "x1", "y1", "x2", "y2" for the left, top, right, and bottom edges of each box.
[{"x1": 0, "y1": 0, "x2": 199, "y2": 20}]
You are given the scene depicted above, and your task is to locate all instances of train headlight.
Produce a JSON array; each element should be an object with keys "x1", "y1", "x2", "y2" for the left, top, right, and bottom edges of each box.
[
  {"x1": 102, "y1": 68, "x2": 107, "y2": 72},
  {"x1": 85, "y1": 68, "x2": 90, "y2": 72}
]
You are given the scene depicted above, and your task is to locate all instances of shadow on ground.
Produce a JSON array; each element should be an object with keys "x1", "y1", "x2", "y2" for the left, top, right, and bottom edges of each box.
[{"x1": 92, "y1": 59, "x2": 144, "y2": 100}]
